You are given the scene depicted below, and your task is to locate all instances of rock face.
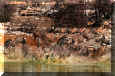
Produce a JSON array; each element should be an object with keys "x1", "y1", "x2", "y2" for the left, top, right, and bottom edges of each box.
[
  {"x1": 4, "y1": 0, "x2": 112, "y2": 60},
  {"x1": 0, "y1": 1, "x2": 16, "y2": 22},
  {"x1": 15, "y1": 43, "x2": 23, "y2": 59},
  {"x1": 4, "y1": 26, "x2": 111, "y2": 59}
]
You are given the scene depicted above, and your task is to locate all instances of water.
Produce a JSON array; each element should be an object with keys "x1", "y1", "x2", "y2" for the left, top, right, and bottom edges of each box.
[{"x1": 4, "y1": 62, "x2": 110, "y2": 72}]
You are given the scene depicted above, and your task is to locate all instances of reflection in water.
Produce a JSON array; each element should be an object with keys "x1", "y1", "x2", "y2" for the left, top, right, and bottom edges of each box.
[{"x1": 4, "y1": 62, "x2": 110, "y2": 72}]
